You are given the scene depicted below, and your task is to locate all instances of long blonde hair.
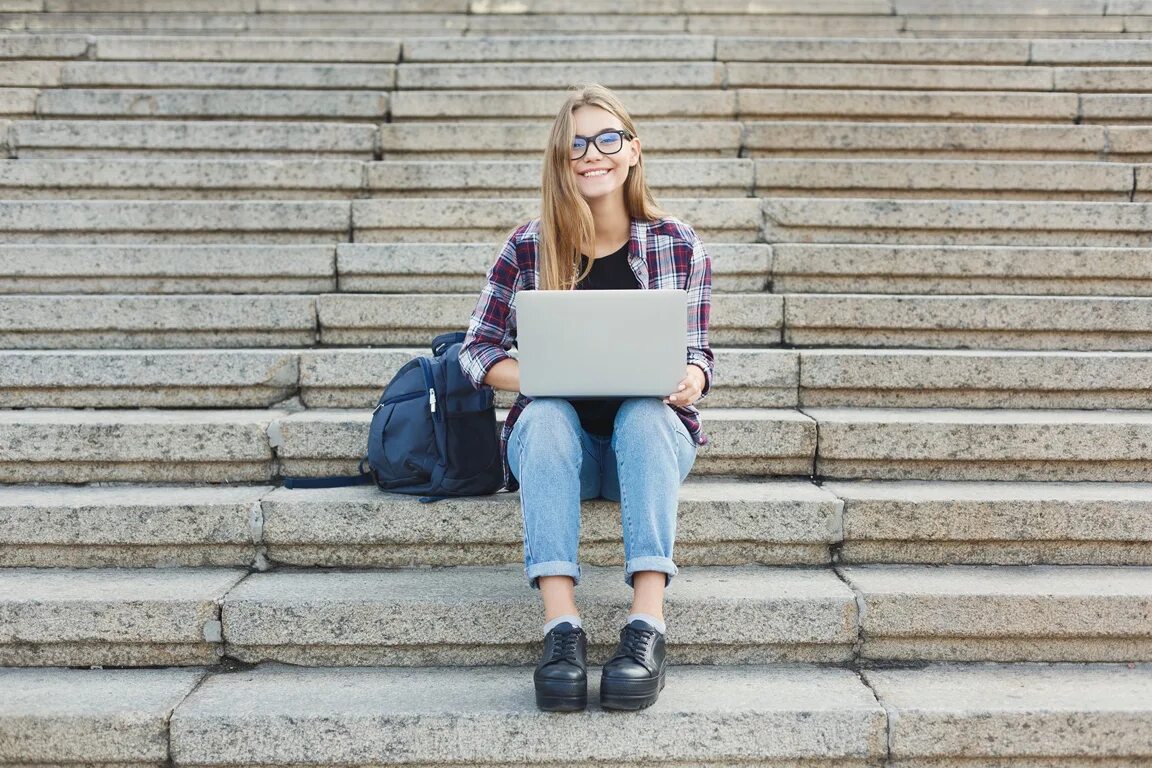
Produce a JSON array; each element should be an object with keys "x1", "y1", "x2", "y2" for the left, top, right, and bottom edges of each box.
[{"x1": 538, "y1": 84, "x2": 665, "y2": 291}]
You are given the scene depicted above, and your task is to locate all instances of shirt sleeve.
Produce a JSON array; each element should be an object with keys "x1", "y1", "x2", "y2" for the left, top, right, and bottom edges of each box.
[
  {"x1": 685, "y1": 234, "x2": 715, "y2": 398},
  {"x1": 459, "y1": 234, "x2": 520, "y2": 390}
]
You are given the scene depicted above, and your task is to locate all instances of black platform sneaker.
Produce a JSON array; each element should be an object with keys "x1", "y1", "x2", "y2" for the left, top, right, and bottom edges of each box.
[
  {"x1": 533, "y1": 622, "x2": 588, "y2": 711},
  {"x1": 599, "y1": 618, "x2": 667, "y2": 711}
]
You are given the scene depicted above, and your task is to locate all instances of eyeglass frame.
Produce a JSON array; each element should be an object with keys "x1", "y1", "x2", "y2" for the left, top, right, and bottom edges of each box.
[{"x1": 570, "y1": 128, "x2": 635, "y2": 161}]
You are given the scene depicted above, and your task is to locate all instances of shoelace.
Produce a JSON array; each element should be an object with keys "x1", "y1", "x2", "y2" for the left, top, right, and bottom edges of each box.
[
  {"x1": 613, "y1": 625, "x2": 656, "y2": 663},
  {"x1": 548, "y1": 629, "x2": 582, "y2": 663}
]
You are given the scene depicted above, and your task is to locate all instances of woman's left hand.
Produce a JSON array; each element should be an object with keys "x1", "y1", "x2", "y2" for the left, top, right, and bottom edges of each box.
[{"x1": 664, "y1": 365, "x2": 706, "y2": 407}]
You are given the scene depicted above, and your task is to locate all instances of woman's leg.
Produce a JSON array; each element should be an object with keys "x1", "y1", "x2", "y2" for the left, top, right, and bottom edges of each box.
[
  {"x1": 602, "y1": 398, "x2": 697, "y2": 607},
  {"x1": 506, "y1": 398, "x2": 602, "y2": 616}
]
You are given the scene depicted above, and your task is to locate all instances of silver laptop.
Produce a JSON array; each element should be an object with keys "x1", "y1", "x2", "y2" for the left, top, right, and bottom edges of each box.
[{"x1": 515, "y1": 289, "x2": 687, "y2": 398}]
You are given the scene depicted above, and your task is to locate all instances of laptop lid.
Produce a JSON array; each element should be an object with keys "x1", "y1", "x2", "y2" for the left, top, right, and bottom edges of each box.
[{"x1": 515, "y1": 289, "x2": 687, "y2": 398}]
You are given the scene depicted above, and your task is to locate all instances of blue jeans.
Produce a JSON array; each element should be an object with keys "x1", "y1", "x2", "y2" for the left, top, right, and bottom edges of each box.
[{"x1": 507, "y1": 398, "x2": 697, "y2": 590}]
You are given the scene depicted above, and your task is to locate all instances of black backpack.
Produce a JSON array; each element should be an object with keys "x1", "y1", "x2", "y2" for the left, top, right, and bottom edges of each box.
[{"x1": 283, "y1": 332, "x2": 504, "y2": 499}]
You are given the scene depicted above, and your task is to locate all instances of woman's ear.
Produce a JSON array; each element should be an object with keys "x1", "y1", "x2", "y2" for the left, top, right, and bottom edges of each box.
[{"x1": 629, "y1": 137, "x2": 641, "y2": 167}]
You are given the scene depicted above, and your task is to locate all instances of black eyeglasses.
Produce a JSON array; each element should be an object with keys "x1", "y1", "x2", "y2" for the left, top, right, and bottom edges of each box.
[{"x1": 571, "y1": 128, "x2": 634, "y2": 160}]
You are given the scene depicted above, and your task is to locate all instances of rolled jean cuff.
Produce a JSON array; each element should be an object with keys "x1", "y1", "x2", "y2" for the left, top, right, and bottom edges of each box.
[
  {"x1": 526, "y1": 560, "x2": 581, "y2": 590},
  {"x1": 624, "y1": 556, "x2": 678, "y2": 588}
]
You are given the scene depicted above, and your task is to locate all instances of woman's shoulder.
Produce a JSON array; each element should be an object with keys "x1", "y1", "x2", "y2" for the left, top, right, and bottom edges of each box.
[
  {"x1": 641, "y1": 215, "x2": 700, "y2": 246},
  {"x1": 505, "y1": 218, "x2": 542, "y2": 246}
]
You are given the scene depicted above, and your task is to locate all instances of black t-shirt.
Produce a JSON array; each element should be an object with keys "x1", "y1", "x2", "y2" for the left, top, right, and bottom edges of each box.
[{"x1": 569, "y1": 241, "x2": 640, "y2": 437}]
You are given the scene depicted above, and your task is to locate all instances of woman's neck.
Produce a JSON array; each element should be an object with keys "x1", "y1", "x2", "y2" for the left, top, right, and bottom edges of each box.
[{"x1": 586, "y1": 195, "x2": 632, "y2": 254}]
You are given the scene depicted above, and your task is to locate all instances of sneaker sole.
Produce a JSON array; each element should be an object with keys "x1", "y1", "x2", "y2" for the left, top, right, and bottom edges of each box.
[
  {"x1": 599, "y1": 673, "x2": 666, "y2": 711},
  {"x1": 534, "y1": 678, "x2": 588, "y2": 712}
]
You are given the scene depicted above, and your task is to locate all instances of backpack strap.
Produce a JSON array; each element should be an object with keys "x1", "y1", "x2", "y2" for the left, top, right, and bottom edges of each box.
[
  {"x1": 281, "y1": 458, "x2": 374, "y2": 489},
  {"x1": 281, "y1": 474, "x2": 370, "y2": 492}
]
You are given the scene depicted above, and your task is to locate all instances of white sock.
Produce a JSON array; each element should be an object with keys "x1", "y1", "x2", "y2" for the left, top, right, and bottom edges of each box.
[
  {"x1": 626, "y1": 612, "x2": 666, "y2": 634},
  {"x1": 543, "y1": 614, "x2": 582, "y2": 635}
]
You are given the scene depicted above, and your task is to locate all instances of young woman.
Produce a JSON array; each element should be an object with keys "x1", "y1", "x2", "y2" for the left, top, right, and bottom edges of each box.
[{"x1": 459, "y1": 84, "x2": 714, "y2": 712}]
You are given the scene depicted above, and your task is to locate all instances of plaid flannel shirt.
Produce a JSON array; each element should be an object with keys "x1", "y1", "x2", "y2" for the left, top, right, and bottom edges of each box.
[{"x1": 459, "y1": 216, "x2": 715, "y2": 492}]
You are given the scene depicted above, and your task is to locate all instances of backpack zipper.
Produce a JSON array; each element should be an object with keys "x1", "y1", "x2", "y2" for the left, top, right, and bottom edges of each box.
[
  {"x1": 372, "y1": 389, "x2": 424, "y2": 413},
  {"x1": 417, "y1": 357, "x2": 437, "y2": 414}
]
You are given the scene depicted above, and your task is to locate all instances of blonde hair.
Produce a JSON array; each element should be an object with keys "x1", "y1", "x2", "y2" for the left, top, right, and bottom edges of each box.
[{"x1": 537, "y1": 84, "x2": 665, "y2": 291}]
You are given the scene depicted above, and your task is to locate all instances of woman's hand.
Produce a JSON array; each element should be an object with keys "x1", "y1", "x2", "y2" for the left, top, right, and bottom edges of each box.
[{"x1": 664, "y1": 365, "x2": 706, "y2": 407}]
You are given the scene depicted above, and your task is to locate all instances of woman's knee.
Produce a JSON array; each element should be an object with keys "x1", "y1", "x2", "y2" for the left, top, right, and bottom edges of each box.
[
  {"x1": 512, "y1": 398, "x2": 582, "y2": 458},
  {"x1": 614, "y1": 398, "x2": 672, "y2": 433}
]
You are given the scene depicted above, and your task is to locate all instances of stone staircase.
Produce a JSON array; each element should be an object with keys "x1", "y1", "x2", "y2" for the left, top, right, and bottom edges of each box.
[{"x1": 2, "y1": 1, "x2": 1152, "y2": 766}]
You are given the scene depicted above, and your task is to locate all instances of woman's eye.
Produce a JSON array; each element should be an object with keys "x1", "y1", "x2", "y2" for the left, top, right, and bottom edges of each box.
[{"x1": 598, "y1": 134, "x2": 621, "y2": 148}]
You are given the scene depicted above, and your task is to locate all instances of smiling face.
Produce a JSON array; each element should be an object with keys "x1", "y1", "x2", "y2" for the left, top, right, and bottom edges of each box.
[{"x1": 570, "y1": 104, "x2": 640, "y2": 204}]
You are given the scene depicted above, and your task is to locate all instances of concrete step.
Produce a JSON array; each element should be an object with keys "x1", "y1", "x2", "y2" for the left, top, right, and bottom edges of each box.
[
  {"x1": 275, "y1": 408, "x2": 817, "y2": 479},
  {"x1": 0, "y1": 157, "x2": 367, "y2": 199},
  {"x1": 164, "y1": 664, "x2": 886, "y2": 766},
  {"x1": 0, "y1": 87, "x2": 37, "y2": 117},
  {"x1": 4, "y1": 347, "x2": 1151, "y2": 412},
  {"x1": 0, "y1": 484, "x2": 270, "y2": 568},
  {"x1": 390, "y1": 88, "x2": 736, "y2": 120},
  {"x1": 0, "y1": 409, "x2": 285, "y2": 483},
  {"x1": 0, "y1": 245, "x2": 338, "y2": 294},
  {"x1": 744, "y1": 120, "x2": 1115, "y2": 160},
  {"x1": 316, "y1": 292, "x2": 780, "y2": 346},
  {"x1": 736, "y1": 89, "x2": 1079, "y2": 122},
  {"x1": 840, "y1": 564, "x2": 1152, "y2": 662},
  {"x1": 902, "y1": 15, "x2": 1130, "y2": 37},
  {"x1": 7, "y1": 663, "x2": 1150, "y2": 767},
  {"x1": 1082, "y1": 94, "x2": 1152, "y2": 125},
  {"x1": 7, "y1": 406, "x2": 1143, "y2": 485},
  {"x1": 349, "y1": 198, "x2": 764, "y2": 242},
  {"x1": 0, "y1": 567, "x2": 245, "y2": 666},
  {"x1": 396, "y1": 62, "x2": 725, "y2": 89},
  {"x1": 220, "y1": 564, "x2": 858, "y2": 665},
  {"x1": 719, "y1": 36, "x2": 1033, "y2": 63},
  {"x1": 379, "y1": 119, "x2": 744, "y2": 159},
  {"x1": 1032, "y1": 37, "x2": 1152, "y2": 63},
  {"x1": 764, "y1": 198, "x2": 1152, "y2": 246},
  {"x1": 772, "y1": 244, "x2": 1152, "y2": 295},
  {"x1": 730, "y1": 63, "x2": 1054, "y2": 90},
  {"x1": 755, "y1": 158, "x2": 1138, "y2": 200},
  {"x1": 0, "y1": 60, "x2": 61, "y2": 87},
  {"x1": 0, "y1": 292, "x2": 775, "y2": 348},
  {"x1": 4, "y1": 12, "x2": 470, "y2": 36},
  {"x1": 334, "y1": 242, "x2": 770, "y2": 293},
  {"x1": 0, "y1": 294, "x2": 319, "y2": 348},
  {"x1": 808, "y1": 407, "x2": 1152, "y2": 482},
  {"x1": 9, "y1": 119, "x2": 379, "y2": 160},
  {"x1": 783, "y1": 294, "x2": 1152, "y2": 350},
  {"x1": 91, "y1": 34, "x2": 402, "y2": 62},
  {"x1": 0, "y1": 479, "x2": 839, "y2": 569},
  {"x1": 7, "y1": 477, "x2": 1151, "y2": 569},
  {"x1": 0, "y1": 200, "x2": 350, "y2": 244},
  {"x1": 36, "y1": 88, "x2": 391, "y2": 121},
  {"x1": 862, "y1": 663, "x2": 1152, "y2": 766},
  {"x1": 0, "y1": 33, "x2": 88, "y2": 59},
  {"x1": 58, "y1": 61, "x2": 399, "y2": 89},
  {"x1": 1, "y1": 667, "x2": 208, "y2": 767},
  {"x1": 799, "y1": 349, "x2": 1152, "y2": 409},
  {"x1": 5, "y1": 561, "x2": 1148, "y2": 665},
  {"x1": 829, "y1": 480, "x2": 1152, "y2": 566},
  {"x1": 0, "y1": 408, "x2": 816, "y2": 483},
  {"x1": 401, "y1": 34, "x2": 716, "y2": 61},
  {"x1": 0, "y1": 349, "x2": 304, "y2": 407}
]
